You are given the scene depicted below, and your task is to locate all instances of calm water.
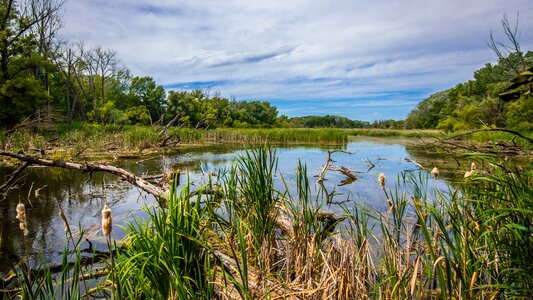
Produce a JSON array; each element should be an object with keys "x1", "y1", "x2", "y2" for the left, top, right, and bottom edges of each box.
[{"x1": 0, "y1": 137, "x2": 465, "y2": 274}]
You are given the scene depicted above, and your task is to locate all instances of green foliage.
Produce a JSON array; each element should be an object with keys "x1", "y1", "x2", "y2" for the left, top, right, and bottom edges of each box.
[
  {"x1": 124, "y1": 105, "x2": 151, "y2": 125},
  {"x1": 462, "y1": 159, "x2": 533, "y2": 298},
  {"x1": 406, "y1": 51, "x2": 533, "y2": 131},
  {"x1": 501, "y1": 67, "x2": 533, "y2": 130},
  {"x1": 116, "y1": 179, "x2": 216, "y2": 299},
  {"x1": 505, "y1": 95, "x2": 533, "y2": 130},
  {"x1": 126, "y1": 76, "x2": 166, "y2": 122},
  {"x1": 166, "y1": 89, "x2": 279, "y2": 129},
  {"x1": 405, "y1": 90, "x2": 450, "y2": 129},
  {"x1": 0, "y1": 75, "x2": 49, "y2": 123},
  {"x1": 0, "y1": 0, "x2": 50, "y2": 125}
]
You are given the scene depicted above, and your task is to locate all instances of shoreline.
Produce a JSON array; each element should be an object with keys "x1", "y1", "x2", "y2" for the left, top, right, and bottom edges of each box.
[{"x1": 1, "y1": 125, "x2": 531, "y2": 166}]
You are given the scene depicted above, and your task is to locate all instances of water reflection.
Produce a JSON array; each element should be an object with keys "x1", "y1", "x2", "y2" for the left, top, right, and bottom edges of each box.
[{"x1": 0, "y1": 138, "x2": 463, "y2": 274}]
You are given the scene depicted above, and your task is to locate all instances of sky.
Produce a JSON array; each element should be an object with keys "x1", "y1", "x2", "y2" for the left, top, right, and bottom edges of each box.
[{"x1": 60, "y1": 0, "x2": 533, "y2": 121}]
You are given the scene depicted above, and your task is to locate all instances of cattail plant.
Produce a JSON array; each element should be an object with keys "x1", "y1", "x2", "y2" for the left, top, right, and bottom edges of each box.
[
  {"x1": 102, "y1": 202, "x2": 117, "y2": 297},
  {"x1": 16, "y1": 202, "x2": 29, "y2": 236},
  {"x1": 431, "y1": 167, "x2": 439, "y2": 178},
  {"x1": 464, "y1": 162, "x2": 477, "y2": 178},
  {"x1": 378, "y1": 173, "x2": 386, "y2": 189},
  {"x1": 378, "y1": 173, "x2": 394, "y2": 211},
  {"x1": 102, "y1": 203, "x2": 112, "y2": 237}
]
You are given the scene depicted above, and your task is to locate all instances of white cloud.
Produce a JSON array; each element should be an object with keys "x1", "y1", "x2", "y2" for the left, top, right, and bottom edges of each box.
[{"x1": 61, "y1": 0, "x2": 533, "y2": 120}]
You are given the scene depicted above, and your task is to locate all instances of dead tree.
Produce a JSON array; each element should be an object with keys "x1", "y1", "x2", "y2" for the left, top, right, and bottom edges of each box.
[{"x1": 488, "y1": 13, "x2": 528, "y2": 74}]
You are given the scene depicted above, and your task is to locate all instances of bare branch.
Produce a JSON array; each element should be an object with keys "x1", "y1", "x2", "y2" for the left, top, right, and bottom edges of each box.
[
  {"x1": 487, "y1": 13, "x2": 526, "y2": 74},
  {"x1": 0, "y1": 162, "x2": 31, "y2": 197}
]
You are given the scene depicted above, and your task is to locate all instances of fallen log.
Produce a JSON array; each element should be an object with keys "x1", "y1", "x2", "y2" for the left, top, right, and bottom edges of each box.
[{"x1": 0, "y1": 151, "x2": 167, "y2": 205}]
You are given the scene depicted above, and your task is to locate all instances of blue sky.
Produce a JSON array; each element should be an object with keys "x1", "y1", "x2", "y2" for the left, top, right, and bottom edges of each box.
[{"x1": 61, "y1": 1, "x2": 533, "y2": 121}]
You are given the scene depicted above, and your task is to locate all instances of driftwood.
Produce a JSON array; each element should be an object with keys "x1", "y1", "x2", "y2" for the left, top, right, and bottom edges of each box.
[
  {"x1": 141, "y1": 173, "x2": 166, "y2": 180},
  {"x1": 428, "y1": 128, "x2": 531, "y2": 157},
  {"x1": 0, "y1": 151, "x2": 167, "y2": 205},
  {"x1": 434, "y1": 137, "x2": 526, "y2": 156},
  {"x1": 158, "y1": 114, "x2": 180, "y2": 136},
  {"x1": 316, "y1": 150, "x2": 356, "y2": 183},
  {"x1": 364, "y1": 159, "x2": 376, "y2": 172},
  {"x1": 135, "y1": 155, "x2": 159, "y2": 165},
  {"x1": 159, "y1": 135, "x2": 174, "y2": 147}
]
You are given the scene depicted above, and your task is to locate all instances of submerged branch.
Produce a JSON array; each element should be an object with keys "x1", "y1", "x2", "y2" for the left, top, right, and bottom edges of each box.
[{"x1": 404, "y1": 158, "x2": 425, "y2": 170}]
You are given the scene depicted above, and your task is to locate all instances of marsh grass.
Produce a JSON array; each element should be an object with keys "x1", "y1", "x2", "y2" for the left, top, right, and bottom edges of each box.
[
  {"x1": 7, "y1": 146, "x2": 532, "y2": 299},
  {"x1": 205, "y1": 128, "x2": 441, "y2": 145}
]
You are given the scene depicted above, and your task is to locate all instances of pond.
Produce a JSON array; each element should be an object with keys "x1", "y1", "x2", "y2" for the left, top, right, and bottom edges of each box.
[{"x1": 0, "y1": 136, "x2": 466, "y2": 275}]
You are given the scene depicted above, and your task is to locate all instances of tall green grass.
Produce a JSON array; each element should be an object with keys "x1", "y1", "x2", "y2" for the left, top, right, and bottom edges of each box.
[{"x1": 115, "y1": 179, "x2": 216, "y2": 299}]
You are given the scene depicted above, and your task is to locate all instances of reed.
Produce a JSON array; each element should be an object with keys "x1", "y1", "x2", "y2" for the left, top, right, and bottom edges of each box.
[
  {"x1": 205, "y1": 128, "x2": 350, "y2": 144},
  {"x1": 204, "y1": 128, "x2": 442, "y2": 144}
]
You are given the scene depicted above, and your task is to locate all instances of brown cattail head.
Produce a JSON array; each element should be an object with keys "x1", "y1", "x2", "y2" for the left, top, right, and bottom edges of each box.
[
  {"x1": 16, "y1": 203, "x2": 29, "y2": 236},
  {"x1": 378, "y1": 173, "x2": 386, "y2": 189},
  {"x1": 431, "y1": 167, "x2": 439, "y2": 178},
  {"x1": 101, "y1": 203, "x2": 112, "y2": 237}
]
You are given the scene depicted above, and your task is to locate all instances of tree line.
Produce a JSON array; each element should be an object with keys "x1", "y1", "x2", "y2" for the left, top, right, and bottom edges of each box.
[{"x1": 1, "y1": 1, "x2": 531, "y2": 131}]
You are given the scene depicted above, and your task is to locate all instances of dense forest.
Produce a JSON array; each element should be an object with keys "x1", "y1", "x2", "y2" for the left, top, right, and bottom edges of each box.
[{"x1": 0, "y1": 0, "x2": 531, "y2": 132}]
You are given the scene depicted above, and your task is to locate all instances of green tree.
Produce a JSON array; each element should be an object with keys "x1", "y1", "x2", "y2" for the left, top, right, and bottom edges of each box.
[
  {"x1": 0, "y1": 1, "x2": 49, "y2": 124},
  {"x1": 126, "y1": 76, "x2": 165, "y2": 124}
]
